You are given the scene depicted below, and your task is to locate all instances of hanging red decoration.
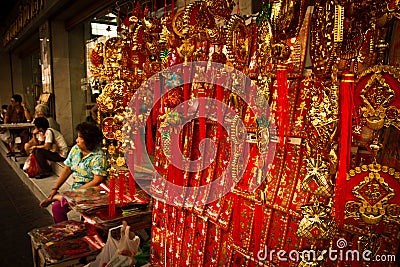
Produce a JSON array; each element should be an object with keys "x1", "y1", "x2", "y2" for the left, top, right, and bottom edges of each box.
[
  {"x1": 135, "y1": 93, "x2": 143, "y2": 165},
  {"x1": 276, "y1": 63, "x2": 290, "y2": 146},
  {"x1": 183, "y1": 64, "x2": 190, "y2": 116},
  {"x1": 198, "y1": 87, "x2": 206, "y2": 143},
  {"x1": 118, "y1": 171, "x2": 126, "y2": 206},
  {"x1": 215, "y1": 75, "x2": 224, "y2": 139},
  {"x1": 336, "y1": 71, "x2": 355, "y2": 228},
  {"x1": 108, "y1": 173, "x2": 116, "y2": 218}
]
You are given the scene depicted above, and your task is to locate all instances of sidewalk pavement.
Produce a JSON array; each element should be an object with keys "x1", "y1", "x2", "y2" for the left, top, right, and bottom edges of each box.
[
  {"x1": 0, "y1": 142, "x2": 80, "y2": 220},
  {"x1": 0, "y1": 147, "x2": 54, "y2": 266}
]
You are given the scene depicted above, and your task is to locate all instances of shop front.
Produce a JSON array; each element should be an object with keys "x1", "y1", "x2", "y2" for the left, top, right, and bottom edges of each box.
[{"x1": 1, "y1": 0, "x2": 400, "y2": 266}]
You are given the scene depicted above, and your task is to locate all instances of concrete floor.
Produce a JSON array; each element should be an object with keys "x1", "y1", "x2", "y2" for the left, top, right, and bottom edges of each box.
[{"x1": 0, "y1": 153, "x2": 54, "y2": 267}]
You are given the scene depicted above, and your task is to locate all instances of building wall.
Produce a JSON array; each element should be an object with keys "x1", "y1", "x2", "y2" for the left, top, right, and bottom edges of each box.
[
  {"x1": 10, "y1": 54, "x2": 23, "y2": 104},
  {"x1": 20, "y1": 55, "x2": 37, "y2": 112},
  {"x1": 0, "y1": 49, "x2": 13, "y2": 106},
  {"x1": 51, "y1": 20, "x2": 75, "y2": 145}
]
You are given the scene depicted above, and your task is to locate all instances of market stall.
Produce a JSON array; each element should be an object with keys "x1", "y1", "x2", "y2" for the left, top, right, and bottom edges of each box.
[{"x1": 30, "y1": 0, "x2": 400, "y2": 266}]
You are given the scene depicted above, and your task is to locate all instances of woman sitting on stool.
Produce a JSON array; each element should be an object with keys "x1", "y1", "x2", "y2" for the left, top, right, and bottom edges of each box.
[
  {"x1": 39, "y1": 122, "x2": 108, "y2": 223},
  {"x1": 30, "y1": 117, "x2": 69, "y2": 178}
]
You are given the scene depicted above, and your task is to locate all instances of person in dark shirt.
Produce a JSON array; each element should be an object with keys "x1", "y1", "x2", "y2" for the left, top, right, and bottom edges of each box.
[
  {"x1": 2, "y1": 94, "x2": 32, "y2": 155},
  {"x1": 4, "y1": 94, "x2": 31, "y2": 123}
]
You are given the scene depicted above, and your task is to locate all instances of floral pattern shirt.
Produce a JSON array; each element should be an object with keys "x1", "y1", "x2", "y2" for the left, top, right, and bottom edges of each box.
[{"x1": 64, "y1": 144, "x2": 108, "y2": 190}]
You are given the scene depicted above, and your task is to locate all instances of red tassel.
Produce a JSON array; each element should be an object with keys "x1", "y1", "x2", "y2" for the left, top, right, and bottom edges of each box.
[
  {"x1": 183, "y1": 65, "x2": 190, "y2": 116},
  {"x1": 336, "y1": 72, "x2": 355, "y2": 228},
  {"x1": 215, "y1": 76, "x2": 223, "y2": 139},
  {"x1": 135, "y1": 92, "x2": 143, "y2": 164},
  {"x1": 146, "y1": 117, "x2": 154, "y2": 156},
  {"x1": 276, "y1": 64, "x2": 289, "y2": 146},
  {"x1": 233, "y1": 194, "x2": 241, "y2": 242},
  {"x1": 199, "y1": 88, "x2": 206, "y2": 142},
  {"x1": 108, "y1": 174, "x2": 116, "y2": 218},
  {"x1": 253, "y1": 203, "x2": 263, "y2": 258},
  {"x1": 118, "y1": 171, "x2": 125, "y2": 206}
]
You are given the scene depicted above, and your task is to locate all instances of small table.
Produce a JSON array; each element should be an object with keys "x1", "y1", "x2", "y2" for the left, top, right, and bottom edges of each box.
[{"x1": 0, "y1": 122, "x2": 35, "y2": 160}]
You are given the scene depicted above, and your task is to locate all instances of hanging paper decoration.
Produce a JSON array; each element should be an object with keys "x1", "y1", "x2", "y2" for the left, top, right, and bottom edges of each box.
[
  {"x1": 85, "y1": 1, "x2": 400, "y2": 266},
  {"x1": 336, "y1": 71, "x2": 355, "y2": 227}
]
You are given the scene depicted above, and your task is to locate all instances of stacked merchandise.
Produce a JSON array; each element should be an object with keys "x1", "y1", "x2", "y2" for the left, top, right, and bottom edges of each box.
[
  {"x1": 62, "y1": 186, "x2": 152, "y2": 230},
  {"x1": 28, "y1": 221, "x2": 104, "y2": 266}
]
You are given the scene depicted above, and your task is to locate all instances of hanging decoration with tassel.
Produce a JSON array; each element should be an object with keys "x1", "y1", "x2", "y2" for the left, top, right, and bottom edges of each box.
[
  {"x1": 272, "y1": 43, "x2": 291, "y2": 146},
  {"x1": 118, "y1": 170, "x2": 126, "y2": 206},
  {"x1": 108, "y1": 169, "x2": 116, "y2": 218},
  {"x1": 336, "y1": 71, "x2": 355, "y2": 228}
]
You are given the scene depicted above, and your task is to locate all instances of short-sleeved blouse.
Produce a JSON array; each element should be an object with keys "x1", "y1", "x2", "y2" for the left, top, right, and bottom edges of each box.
[{"x1": 64, "y1": 144, "x2": 108, "y2": 190}]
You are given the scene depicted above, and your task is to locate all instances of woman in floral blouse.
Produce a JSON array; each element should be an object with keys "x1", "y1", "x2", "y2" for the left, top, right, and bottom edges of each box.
[{"x1": 40, "y1": 122, "x2": 108, "y2": 223}]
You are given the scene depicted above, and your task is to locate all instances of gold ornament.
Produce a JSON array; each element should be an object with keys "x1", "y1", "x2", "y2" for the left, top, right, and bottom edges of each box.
[
  {"x1": 296, "y1": 202, "x2": 338, "y2": 240},
  {"x1": 309, "y1": 0, "x2": 337, "y2": 77},
  {"x1": 177, "y1": 39, "x2": 195, "y2": 64},
  {"x1": 206, "y1": 0, "x2": 235, "y2": 20},
  {"x1": 345, "y1": 163, "x2": 399, "y2": 225},
  {"x1": 257, "y1": 18, "x2": 273, "y2": 69},
  {"x1": 230, "y1": 115, "x2": 246, "y2": 146},
  {"x1": 358, "y1": 65, "x2": 400, "y2": 131},
  {"x1": 270, "y1": 0, "x2": 309, "y2": 42},
  {"x1": 108, "y1": 144, "x2": 116, "y2": 155},
  {"x1": 226, "y1": 15, "x2": 250, "y2": 70},
  {"x1": 172, "y1": 10, "x2": 185, "y2": 37},
  {"x1": 116, "y1": 156, "x2": 126, "y2": 167},
  {"x1": 302, "y1": 156, "x2": 332, "y2": 197}
]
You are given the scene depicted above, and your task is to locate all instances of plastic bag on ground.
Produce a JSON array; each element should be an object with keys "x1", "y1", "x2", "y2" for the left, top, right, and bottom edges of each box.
[
  {"x1": 105, "y1": 221, "x2": 140, "y2": 267},
  {"x1": 86, "y1": 221, "x2": 140, "y2": 267},
  {"x1": 85, "y1": 226, "x2": 119, "y2": 267}
]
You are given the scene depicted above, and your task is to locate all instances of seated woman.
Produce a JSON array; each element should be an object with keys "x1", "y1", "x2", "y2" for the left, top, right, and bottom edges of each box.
[
  {"x1": 34, "y1": 104, "x2": 61, "y2": 132},
  {"x1": 30, "y1": 117, "x2": 69, "y2": 178},
  {"x1": 39, "y1": 122, "x2": 108, "y2": 223}
]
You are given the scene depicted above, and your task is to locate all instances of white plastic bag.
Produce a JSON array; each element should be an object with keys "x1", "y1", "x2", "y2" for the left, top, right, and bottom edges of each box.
[
  {"x1": 23, "y1": 154, "x2": 31, "y2": 171},
  {"x1": 86, "y1": 226, "x2": 119, "y2": 267},
  {"x1": 86, "y1": 221, "x2": 140, "y2": 267},
  {"x1": 105, "y1": 221, "x2": 140, "y2": 267}
]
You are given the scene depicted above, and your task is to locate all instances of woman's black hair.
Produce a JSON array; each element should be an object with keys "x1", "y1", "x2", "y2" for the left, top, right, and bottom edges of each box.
[
  {"x1": 33, "y1": 117, "x2": 49, "y2": 130},
  {"x1": 76, "y1": 122, "x2": 103, "y2": 151},
  {"x1": 12, "y1": 94, "x2": 22, "y2": 104}
]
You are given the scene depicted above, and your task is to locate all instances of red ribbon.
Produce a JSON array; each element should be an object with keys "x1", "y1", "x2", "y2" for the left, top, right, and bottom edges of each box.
[
  {"x1": 252, "y1": 203, "x2": 263, "y2": 258},
  {"x1": 199, "y1": 89, "x2": 206, "y2": 142},
  {"x1": 118, "y1": 172, "x2": 125, "y2": 206},
  {"x1": 135, "y1": 93, "x2": 143, "y2": 165},
  {"x1": 336, "y1": 72, "x2": 355, "y2": 228},
  {"x1": 108, "y1": 175, "x2": 116, "y2": 218},
  {"x1": 183, "y1": 64, "x2": 190, "y2": 116},
  {"x1": 215, "y1": 75, "x2": 224, "y2": 139},
  {"x1": 276, "y1": 64, "x2": 289, "y2": 146},
  {"x1": 233, "y1": 194, "x2": 241, "y2": 242}
]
